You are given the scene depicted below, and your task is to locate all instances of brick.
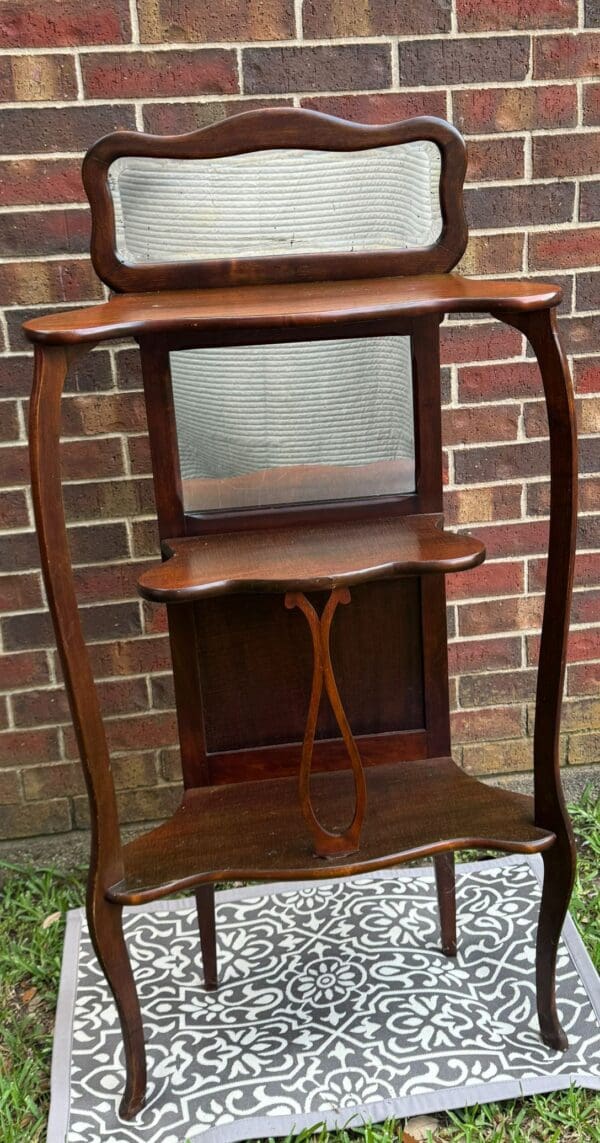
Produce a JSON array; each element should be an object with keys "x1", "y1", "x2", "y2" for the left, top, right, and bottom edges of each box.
[
  {"x1": 454, "y1": 440, "x2": 549, "y2": 485},
  {"x1": 0, "y1": 437, "x2": 124, "y2": 486},
  {"x1": 0, "y1": 54, "x2": 78, "y2": 101},
  {"x1": 445, "y1": 485, "x2": 522, "y2": 526},
  {"x1": 111, "y1": 753, "x2": 158, "y2": 790},
  {"x1": 580, "y1": 181, "x2": 600, "y2": 221},
  {"x1": 0, "y1": 209, "x2": 90, "y2": 258},
  {"x1": 142, "y1": 599, "x2": 169, "y2": 635},
  {"x1": 443, "y1": 404, "x2": 520, "y2": 446},
  {"x1": 114, "y1": 348, "x2": 143, "y2": 392},
  {"x1": 454, "y1": 85, "x2": 577, "y2": 133},
  {"x1": 106, "y1": 711, "x2": 177, "y2": 752},
  {"x1": 0, "y1": 0, "x2": 131, "y2": 46},
  {"x1": 530, "y1": 227, "x2": 600, "y2": 269},
  {"x1": 0, "y1": 650, "x2": 49, "y2": 691},
  {"x1": 558, "y1": 313, "x2": 600, "y2": 355},
  {"x1": 0, "y1": 105, "x2": 137, "y2": 156},
  {"x1": 528, "y1": 552, "x2": 599, "y2": 595},
  {"x1": 572, "y1": 588, "x2": 600, "y2": 625},
  {"x1": 89, "y1": 635, "x2": 171, "y2": 679},
  {"x1": 81, "y1": 50, "x2": 238, "y2": 100},
  {"x1": 127, "y1": 436, "x2": 151, "y2": 475},
  {"x1": 160, "y1": 746, "x2": 182, "y2": 783},
  {"x1": 457, "y1": 0, "x2": 576, "y2": 30},
  {"x1": 0, "y1": 726, "x2": 59, "y2": 766},
  {"x1": 243, "y1": 45, "x2": 391, "y2": 94},
  {"x1": 131, "y1": 518, "x2": 160, "y2": 558},
  {"x1": 560, "y1": 696, "x2": 600, "y2": 731},
  {"x1": 587, "y1": 0, "x2": 600, "y2": 23},
  {"x1": 534, "y1": 33, "x2": 600, "y2": 79},
  {"x1": 303, "y1": 0, "x2": 451, "y2": 36},
  {"x1": 73, "y1": 561, "x2": 152, "y2": 605},
  {"x1": 466, "y1": 137, "x2": 525, "y2": 183},
  {"x1": 527, "y1": 628, "x2": 600, "y2": 664},
  {"x1": 574, "y1": 357, "x2": 600, "y2": 393},
  {"x1": 577, "y1": 394, "x2": 600, "y2": 432},
  {"x1": 533, "y1": 132, "x2": 600, "y2": 177},
  {"x1": 141, "y1": 98, "x2": 291, "y2": 135},
  {"x1": 0, "y1": 401, "x2": 19, "y2": 442},
  {"x1": 467, "y1": 521, "x2": 550, "y2": 559},
  {"x1": 451, "y1": 704, "x2": 524, "y2": 744},
  {"x1": 66, "y1": 523, "x2": 130, "y2": 566},
  {"x1": 583, "y1": 83, "x2": 600, "y2": 124},
  {"x1": 13, "y1": 677, "x2": 148, "y2": 727},
  {"x1": 151, "y1": 674, "x2": 175, "y2": 709},
  {"x1": 0, "y1": 490, "x2": 29, "y2": 530},
  {"x1": 60, "y1": 393, "x2": 147, "y2": 436},
  {"x1": 3, "y1": 601, "x2": 142, "y2": 652},
  {"x1": 22, "y1": 762, "x2": 84, "y2": 800},
  {"x1": 523, "y1": 400, "x2": 549, "y2": 438},
  {"x1": 0, "y1": 259, "x2": 102, "y2": 307},
  {"x1": 446, "y1": 559, "x2": 525, "y2": 601},
  {"x1": 301, "y1": 91, "x2": 448, "y2": 123},
  {"x1": 465, "y1": 183, "x2": 574, "y2": 230},
  {"x1": 73, "y1": 782, "x2": 179, "y2": 828},
  {"x1": 0, "y1": 797, "x2": 71, "y2": 839},
  {"x1": 0, "y1": 159, "x2": 83, "y2": 207},
  {"x1": 458, "y1": 595, "x2": 544, "y2": 637},
  {"x1": 397, "y1": 37, "x2": 529, "y2": 87},
  {"x1": 0, "y1": 572, "x2": 42, "y2": 612},
  {"x1": 64, "y1": 479, "x2": 154, "y2": 524},
  {"x1": 459, "y1": 668, "x2": 537, "y2": 708},
  {"x1": 580, "y1": 434, "x2": 600, "y2": 474},
  {"x1": 0, "y1": 768, "x2": 21, "y2": 803},
  {"x1": 568, "y1": 730, "x2": 600, "y2": 764},
  {"x1": 448, "y1": 635, "x2": 523, "y2": 675},
  {"x1": 568, "y1": 662, "x2": 600, "y2": 696},
  {"x1": 462, "y1": 738, "x2": 532, "y2": 776},
  {"x1": 577, "y1": 271, "x2": 600, "y2": 311},
  {"x1": 441, "y1": 323, "x2": 523, "y2": 366},
  {"x1": 456, "y1": 233, "x2": 524, "y2": 277},
  {"x1": 580, "y1": 478, "x2": 600, "y2": 513},
  {"x1": 138, "y1": 0, "x2": 294, "y2": 41}
]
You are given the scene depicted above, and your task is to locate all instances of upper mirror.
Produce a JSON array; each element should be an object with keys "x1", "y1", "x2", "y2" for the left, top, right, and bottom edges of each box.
[{"x1": 109, "y1": 142, "x2": 443, "y2": 265}]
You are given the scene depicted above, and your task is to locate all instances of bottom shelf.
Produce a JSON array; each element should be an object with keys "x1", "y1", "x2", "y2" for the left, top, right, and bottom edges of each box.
[{"x1": 107, "y1": 757, "x2": 555, "y2": 905}]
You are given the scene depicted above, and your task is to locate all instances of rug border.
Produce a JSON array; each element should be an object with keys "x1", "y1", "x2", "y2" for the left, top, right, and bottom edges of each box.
[{"x1": 47, "y1": 854, "x2": 600, "y2": 1143}]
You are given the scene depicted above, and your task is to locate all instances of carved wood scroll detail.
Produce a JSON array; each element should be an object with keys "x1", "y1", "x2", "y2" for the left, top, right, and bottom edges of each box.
[{"x1": 285, "y1": 587, "x2": 367, "y2": 857}]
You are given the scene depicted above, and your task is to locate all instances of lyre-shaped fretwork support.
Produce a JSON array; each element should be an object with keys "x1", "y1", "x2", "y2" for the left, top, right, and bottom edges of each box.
[{"x1": 285, "y1": 587, "x2": 367, "y2": 858}]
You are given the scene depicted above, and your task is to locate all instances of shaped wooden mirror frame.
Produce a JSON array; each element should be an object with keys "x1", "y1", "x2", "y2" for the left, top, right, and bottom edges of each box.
[{"x1": 25, "y1": 110, "x2": 576, "y2": 1121}]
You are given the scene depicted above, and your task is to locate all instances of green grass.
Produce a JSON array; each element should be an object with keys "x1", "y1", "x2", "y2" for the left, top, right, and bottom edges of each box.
[{"x1": 1, "y1": 790, "x2": 599, "y2": 1142}]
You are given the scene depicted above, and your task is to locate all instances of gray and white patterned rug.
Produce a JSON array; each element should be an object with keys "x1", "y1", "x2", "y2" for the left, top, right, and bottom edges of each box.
[{"x1": 48, "y1": 855, "x2": 600, "y2": 1143}]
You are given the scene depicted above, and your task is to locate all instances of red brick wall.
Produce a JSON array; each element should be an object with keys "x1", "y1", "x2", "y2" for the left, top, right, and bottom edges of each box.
[{"x1": 0, "y1": 1, "x2": 598, "y2": 841}]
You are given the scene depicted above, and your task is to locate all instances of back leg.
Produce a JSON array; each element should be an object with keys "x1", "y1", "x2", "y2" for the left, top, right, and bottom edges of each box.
[
  {"x1": 195, "y1": 884, "x2": 218, "y2": 990},
  {"x1": 434, "y1": 851, "x2": 457, "y2": 957}
]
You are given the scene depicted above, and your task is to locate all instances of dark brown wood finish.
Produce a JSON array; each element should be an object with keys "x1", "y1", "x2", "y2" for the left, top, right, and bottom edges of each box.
[
  {"x1": 491, "y1": 306, "x2": 578, "y2": 1051},
  {"x1": 137, "y1": 515, "x2": 485, "y2": 601},
  {"x1": 82, "y1": 110, "x2": 468, "y2": 293},
  {"x1": 25, "y1": 110, "x2": 578, "y2": 1117},
  {"x1": 23, "y1": 274, "x2": 562, "y2": 345}
]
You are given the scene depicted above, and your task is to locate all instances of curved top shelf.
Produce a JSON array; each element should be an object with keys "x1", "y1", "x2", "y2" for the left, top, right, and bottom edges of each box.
[
  {"x1": 23, "y1": 273, "x2": 562, "y2": 345},
  {"x1": 137, "y1": 514, "x2": 486, "y2": 602}
]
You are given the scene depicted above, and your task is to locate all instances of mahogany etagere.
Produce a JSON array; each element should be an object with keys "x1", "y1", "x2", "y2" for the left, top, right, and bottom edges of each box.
[{"x1": 25, "y1": 110, "x2": 577, "y2": 1120}]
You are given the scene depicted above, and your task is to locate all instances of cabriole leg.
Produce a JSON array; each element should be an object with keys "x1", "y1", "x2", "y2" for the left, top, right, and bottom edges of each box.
[
  {"x1": 434, "y1": 851, "x2": 457, "y2": 957},
  {"x1": 88, "y1": 891, "x2": 147, "y2": 1119},
  {"x1": 195, "y1": 884, "x2": 218, "y2": 991},
  {"x1": 536, "y1": 833, "x2": 575, "y2": 1051}
]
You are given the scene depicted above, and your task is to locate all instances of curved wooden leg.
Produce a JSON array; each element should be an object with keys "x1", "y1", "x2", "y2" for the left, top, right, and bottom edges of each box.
[
  {"x1": 434, "y1": 851, "x2": 457, "y2": 957},
  {"x1": 88, "y1": 892, "x2": 147, "y2": 1119},
  {"x1": 536, "y1": 833, "x2": 575, "y2": 1051},
  {"x1": 195, "y1": 884, "x2": 218, "y2": 991}
]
